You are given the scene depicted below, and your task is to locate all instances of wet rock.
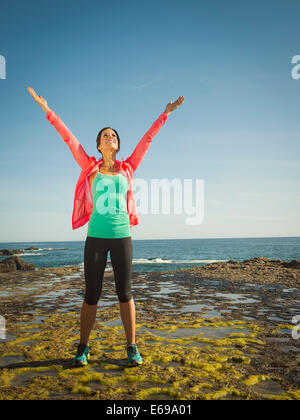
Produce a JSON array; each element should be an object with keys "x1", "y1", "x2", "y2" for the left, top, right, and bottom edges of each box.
[
  {"x1": 0, "y1": 256, "x2": 35, "y2": 273},
  {"x1": 0, "y1": 246, "x2": 40, "y2": 256},
  {"x1": 0, "y1": 249, "x2": 23, "y2": 256},
  {"x1": 175, "y1": 257, "x2": 300, "y2": 288},
  {"x1": 0, "y1": 257, "x2": 17, "y2": 272},
  {"x1": 0, "y1": 256, "x2": 299, "y2": 400},
  {"x1": 0, "y1": 249, "x2": 13, "y2": 256},
  {"x1": 0, "y1": 249, "x2": 14, "y2": 255},
  {"x1": 281, "y1": 260, "x2": 300, "y2": 269}
]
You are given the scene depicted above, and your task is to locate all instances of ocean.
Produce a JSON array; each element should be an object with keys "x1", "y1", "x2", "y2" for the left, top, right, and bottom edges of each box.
[{"x1": 0, "y1": 237, "x2": 299, "y2": 273}]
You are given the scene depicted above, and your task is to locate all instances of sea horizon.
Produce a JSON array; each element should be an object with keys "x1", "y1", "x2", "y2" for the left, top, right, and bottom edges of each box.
[{"x1": 1, "y1": 235, "x2": 300, "y2": 243}]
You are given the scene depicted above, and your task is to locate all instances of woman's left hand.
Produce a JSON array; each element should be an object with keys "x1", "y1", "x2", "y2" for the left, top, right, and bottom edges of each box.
[{"x1": 164, "y1": 96, "x2": 185, "y2": 115}]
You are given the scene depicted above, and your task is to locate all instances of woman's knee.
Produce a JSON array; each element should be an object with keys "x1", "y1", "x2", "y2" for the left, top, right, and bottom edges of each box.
[
  {"x1": 84, "y1": 293, "x2": 100, "y2": 306},
  {"x1": 117, "y1": 291, "x2": 133, "y2": 303}
]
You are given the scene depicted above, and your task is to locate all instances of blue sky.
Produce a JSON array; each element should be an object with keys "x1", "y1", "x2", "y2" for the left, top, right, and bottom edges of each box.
[{"x1": 0, "y1": 0, "x2": 299, "y2": 241}]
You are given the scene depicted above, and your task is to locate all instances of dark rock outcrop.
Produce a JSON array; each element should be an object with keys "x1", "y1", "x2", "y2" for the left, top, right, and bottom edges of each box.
[
  {"x1": 0, "y1": 249, "x2": 24, "y2": 256},
  {"x1": 172, "y1": 257, "x2": 300, "y2": 287},
  {"x1": 0, "y1": 246, "x2": 39, "y2": 256},
  {"x1": 0, "y1": 256, "x2": 35, "y2": 273},
  {"x1": 281, "y1": 259, "x2": 300, "y2": 269}
]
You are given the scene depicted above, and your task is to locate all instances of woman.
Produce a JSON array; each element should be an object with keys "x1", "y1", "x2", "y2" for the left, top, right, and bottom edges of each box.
[{"x1": 27, "y1": 86, "x2": 184, "y2": 367}]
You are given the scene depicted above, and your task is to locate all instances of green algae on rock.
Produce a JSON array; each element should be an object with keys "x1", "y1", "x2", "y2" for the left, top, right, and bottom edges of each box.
[{"x1": 0, "y1": 308, "x2": 299, "y2": 400}]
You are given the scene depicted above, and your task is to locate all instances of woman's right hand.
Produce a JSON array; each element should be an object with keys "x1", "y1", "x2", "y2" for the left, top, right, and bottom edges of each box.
[{"x1": 27, "y1": 86, "x2": 51, "y2": 113}]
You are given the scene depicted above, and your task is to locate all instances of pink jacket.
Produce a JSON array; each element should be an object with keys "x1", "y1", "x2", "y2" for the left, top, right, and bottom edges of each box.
[{"x1": 46, "y1": 110, "x2": 168, "y2": 230}]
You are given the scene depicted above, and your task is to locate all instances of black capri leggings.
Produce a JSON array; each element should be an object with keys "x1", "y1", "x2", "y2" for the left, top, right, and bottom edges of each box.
[{"x1": 83, "y1": 236, "x2": 133, "y2": 305}]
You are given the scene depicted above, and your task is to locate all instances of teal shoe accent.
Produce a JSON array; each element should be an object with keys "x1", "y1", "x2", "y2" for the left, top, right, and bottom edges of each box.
[
  {"x1": 126, "y1": 344, "x2": 143, "y2": 366},
  {"x1": 73, "y1": 344, "x2": 90, "y2": 367}
]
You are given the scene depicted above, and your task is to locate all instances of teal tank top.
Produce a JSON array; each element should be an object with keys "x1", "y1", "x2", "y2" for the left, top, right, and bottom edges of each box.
[{"x1": 87, "y1": 171, "x2": 131, "y2": 238}]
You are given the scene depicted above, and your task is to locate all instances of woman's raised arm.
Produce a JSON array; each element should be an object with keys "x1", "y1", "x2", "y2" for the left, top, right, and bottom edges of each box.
[
  {"x1": 27, "y1": 86, "x2": 92, "y2": 170},
  {"x1": 125, "y1": 96, "x2": 184, "y2": 173}
]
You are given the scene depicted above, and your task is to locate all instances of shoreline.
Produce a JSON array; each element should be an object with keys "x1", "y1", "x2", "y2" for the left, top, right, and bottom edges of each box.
[{"x1": 1, "y1": 256, "x2": 299, "y2": 288}]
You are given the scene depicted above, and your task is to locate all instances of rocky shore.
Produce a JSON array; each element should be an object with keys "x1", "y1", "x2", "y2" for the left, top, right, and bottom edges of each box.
[
  {"x1": 0, "y1": 256, "x2": 299, "y2": 400},
  {"x1": 0, "y1": 255, "x2": 299, "y2": 286},
  {"x1": 167, "y1": 257, "x2": 300, "y2": 288}
]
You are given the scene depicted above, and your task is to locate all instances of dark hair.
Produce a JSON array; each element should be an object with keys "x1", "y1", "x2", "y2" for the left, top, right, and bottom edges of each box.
[{"x1": 96, "y1": 127, "x2": 120, "y2": 155}]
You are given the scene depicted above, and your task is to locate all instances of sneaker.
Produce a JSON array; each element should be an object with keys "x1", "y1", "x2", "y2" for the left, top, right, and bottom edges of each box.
[
  {"x1": 126, "y1": 344, "x2": 143, "y2": 366},
  {"x1": 73, "y1": 344, "x2": 90, "y2": 367}
]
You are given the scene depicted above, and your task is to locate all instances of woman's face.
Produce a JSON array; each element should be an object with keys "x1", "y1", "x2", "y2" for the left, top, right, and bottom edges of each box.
[{"x1": 99, "y1": 128, "x2": 119, "y2": 154}]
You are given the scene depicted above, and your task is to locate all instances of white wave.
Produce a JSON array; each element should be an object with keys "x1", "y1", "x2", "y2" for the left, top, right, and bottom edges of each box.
[
  {"x1": 21, "y1": 247, "x2": 69, "y2": 252},
  {"x1": 21, "y1": 247, "x2": 49, "y2": 251},
  {"x1": 132, "y1": 258, "x2": 173, "y2": 264},
  {"x1": 12, "y1": 252, "x2": 44, "y2": 256},
  {"x1": 132, "y1": 258, "x2": 228, "y2": 264},
  {"x1": 36, "y1": 247, "x2": 68, "y2": 251},
  {"x1": 176, "y1": 259, "x2": 228, "y2": 263},
  {"x1": 23, "y1": 247, "x2": 45, "y2": 251}
]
